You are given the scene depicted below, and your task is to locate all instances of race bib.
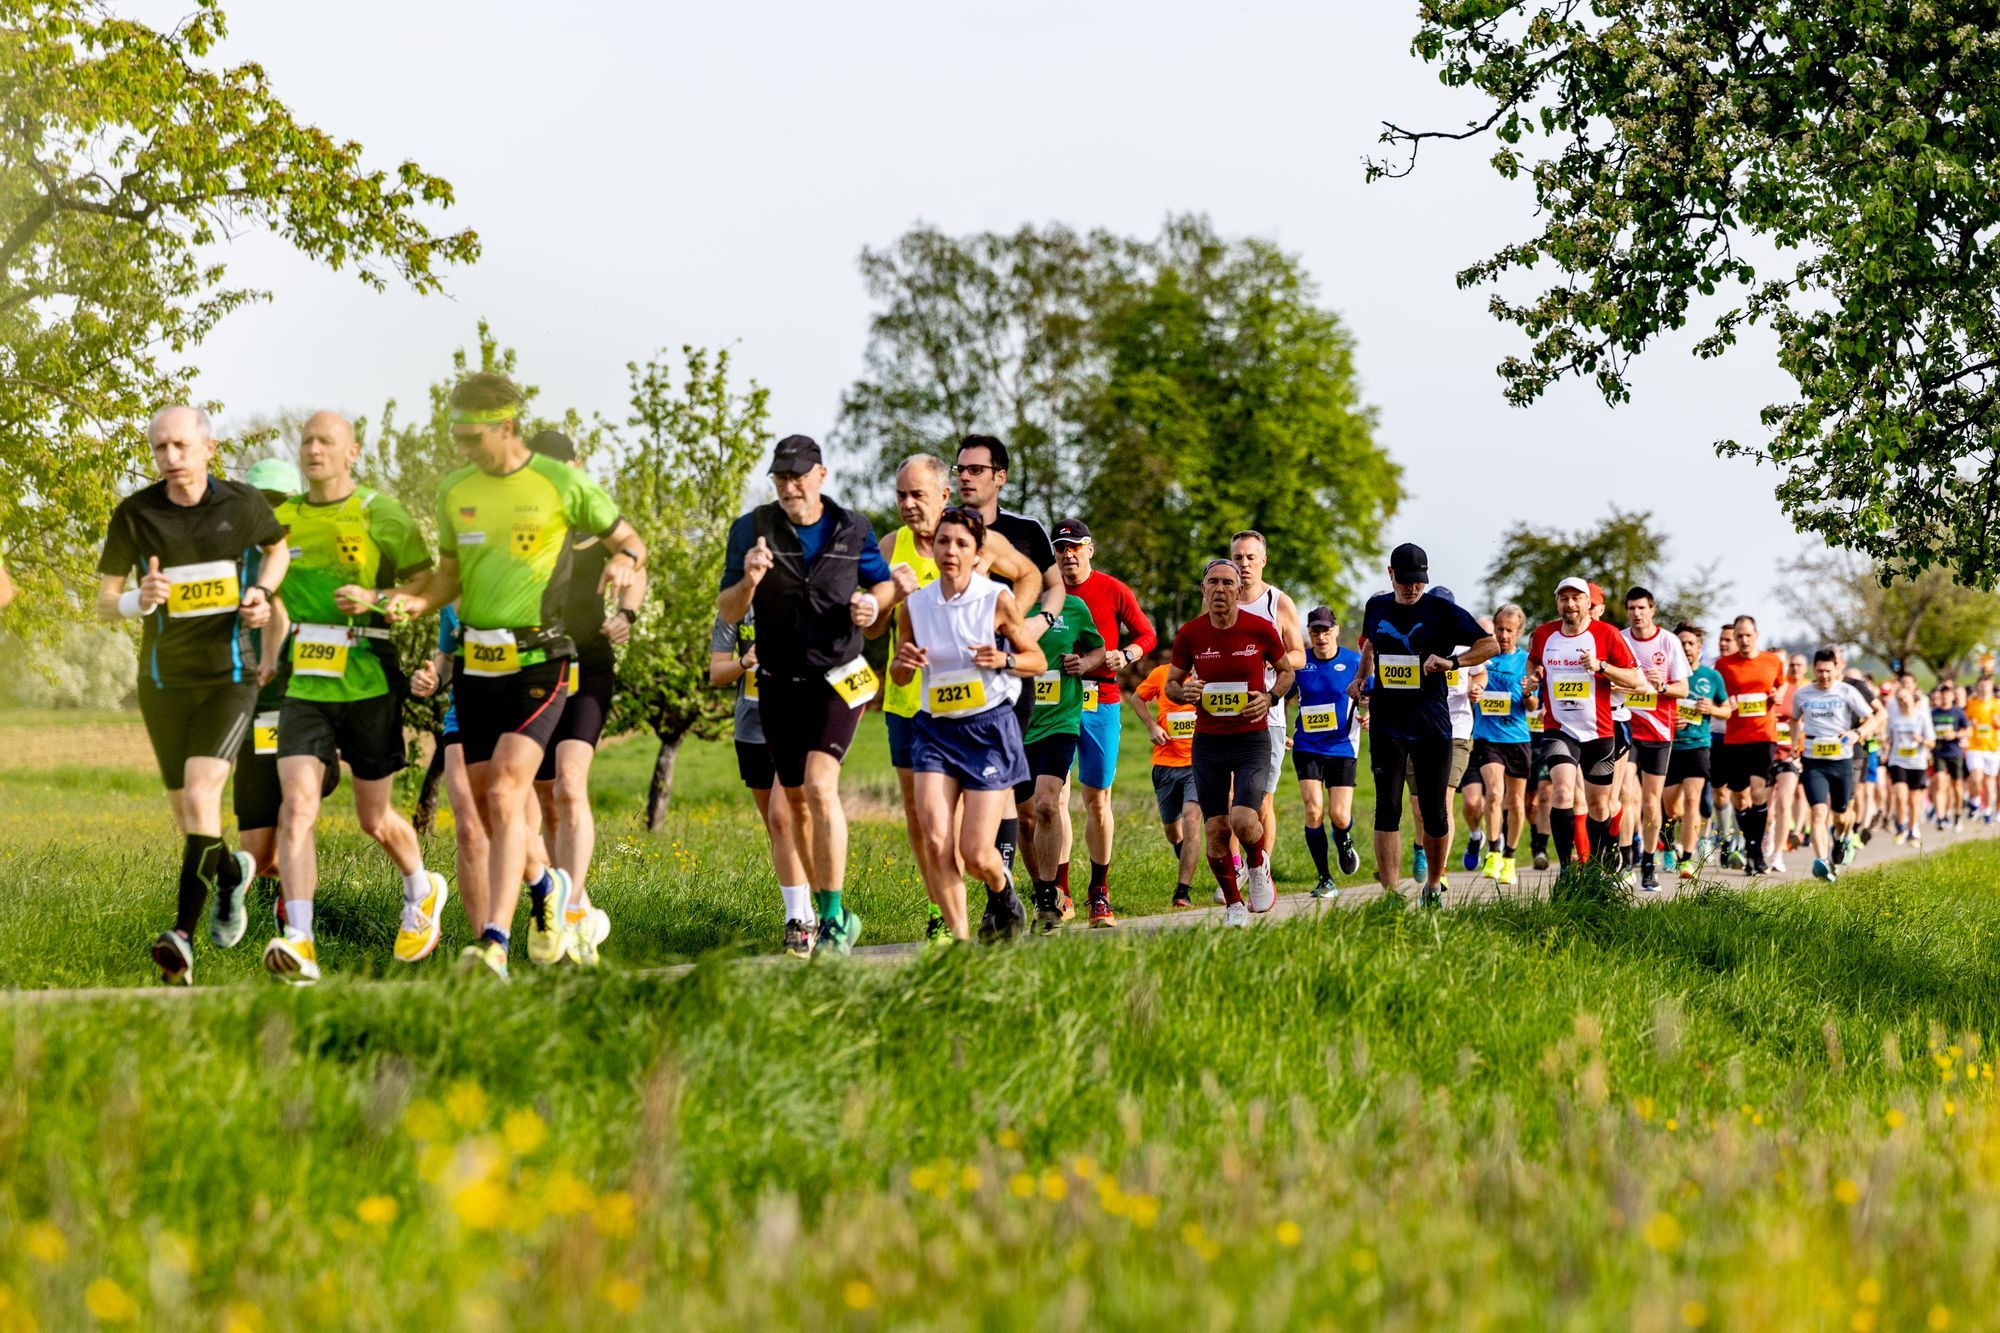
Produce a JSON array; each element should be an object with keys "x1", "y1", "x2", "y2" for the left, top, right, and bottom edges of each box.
[
  {"x1": 1552, "y1": 677, "x2": 1592, "y2": 704},
  {"x1": 1625, "y1": 690, "x2": 1659, "y2": 710},
  {"x1": 1809, "y1": 739, "x2": 1844, "y2": 760},
  {"x1": 1201, "y1": 682, "x2": 1249, "y2": 717},
  {"x1": 1478, "y1": 695, "x2": 1511, "y2": 716},
  {"x1": 1082, "y1": 681, "x2": 1100, "y2": 713},
  {"x1": 1033, "y1": 670, "x2": 1061, "y2": 706},
  {"x1": 1377, "y1": 654, "x2": 1420, "y2": 690},
  {"x1": 743, "y1": 666, "x2": 759, "y2": 701},
  {"x1": 567, "y1": 661, "x2": 580, "y2": 696},
  {"x1": 1976, "y1": 722, "x2": 1996, "y2": 743},
  {"x1": 291, "y1": 623, "x2": 351, "y2": 679},
  {"x1": 1300, "y1": 702, "x2": 1340, "y2": 733},
  {"x1": 253, "y1": 710, "x2": 280, "y2": 756},
  {"x1": 1445, "y1": 668, "x2": 1462, "y2": 689},
  {"x1": 1775, "y1": 720, "x2": 1793, "y2": 743},
  {"x1": 1735, "y1": 693, "x2": 1768, "y2": 717},
  {"x1": 1895, "y1": 742, "x2": 1922, "y2": 760},
  {"x1": 926, "y1": 669, "x2": 987, "y2": 717},
  {"x1": 163, "y1": 561, "x2": 239, "y2": 619},
  {"x1": 1165, "y1": 710, "x2": 1196, "y2": 740},
  {"x1": 1677, "y1": 699, "x2": 1703, "y2": 724},
  {"x1": 825, "y1": 656, "x2": 879, "y2": 707},
  {"x1": 463, "y1": 628, "x2": 522, "y2": 678}
]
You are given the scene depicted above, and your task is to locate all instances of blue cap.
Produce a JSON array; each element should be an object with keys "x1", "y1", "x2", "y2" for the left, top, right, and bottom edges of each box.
[{"x1": 1431, "y1": 585, "x2": 1456, "y2": 604}]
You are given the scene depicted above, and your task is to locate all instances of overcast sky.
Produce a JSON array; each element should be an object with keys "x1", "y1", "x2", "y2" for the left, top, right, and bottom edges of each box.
[{"x1": 165, "y1": 1, "x2": 1813, "y2": 627}]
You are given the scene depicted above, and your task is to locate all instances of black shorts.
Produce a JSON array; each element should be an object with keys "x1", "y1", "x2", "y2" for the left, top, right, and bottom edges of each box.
[
  {"x1": 1666, "y1": 746, "x2": 1711, "y2": 786},
  {"x1": 1152, "y1": 764, "x2": 1198, "y2": 825},
  {"x1": 1771, "y1": 755, "x2": 1803, "y2": 777},
  {"x1": 453, "y1": 658, "x2": 570, "y2": 765},
  {"x1": 1802, "y1": 757, "x2": 1855, "y2": 812},
  {"x1": 1193, "y1": 729, "x2": 1272, "y2": 820},
  {"x1": 1936, "y1": 752, "x2": 1968, "y2": 781},
  {"x1": 736, "y1": 738, "x2": 775, "y2": 790},
  {"x1": 1371, "y1": 731, "x2": 1453, "y2": 835},
  {"x1": 233, "y1": 715, "x2": 339, "y2": 831},
  {"x1": 277, "y1": 692, "x2": 408, "y2": 781},
  {"x1": 1294, "y1": 752, "x2": 1358, "y2": 787},
  {"x1": 1889, "y1": 765, "x2": 1930, "y2": 790},
  {"x1": 1716, "y1": 740, "x2": 1777, "y2": 792},
  {"x1": 1541, "y1": 733, "x2": 1620, "y2": 785},
  {"x1": 1013, "y1": 730, "x2": 1079, "y2": 803},
  {"x1": 759, "y1": 672, "x2": 864, "y2": 789},
  {"x1": 538, "y1": 658, "x2": 617, "y2": 780},
  {"x1": 1629, "y1": 739, "x2": 1672, "y2": 778},
  {"x1": 1470, "y1": 739, "x2": 1531, "y2": 781},
  {"x1": 138, "y1": 680, "x2": 258, "y2": 790}
]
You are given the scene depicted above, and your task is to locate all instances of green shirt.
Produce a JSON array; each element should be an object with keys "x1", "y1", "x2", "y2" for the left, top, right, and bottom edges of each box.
[
  {"x1": 1023, "y1": 595, "x2": 1105, "y2": 744},
  {"x1": 1675, "y1": 665, "x2": 1727, "y2": 750},
  {"x1": 276, "y1": 486, "x2": 431, "y2": 703},
  {"x1": 436, "y1": 454, "x2": 621, "y2": 665}
]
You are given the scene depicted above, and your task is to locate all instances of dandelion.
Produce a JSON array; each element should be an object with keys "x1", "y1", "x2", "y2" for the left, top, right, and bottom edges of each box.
[
  {"x1": 1009, "y1": 1173, "x2": 1035, "y2": 1198},
  {"x1": 1070, "y1": 1155, "x2": 1099, "y2": 1181},
  {"x1": 1929, "y1": 1306, "x2": 1953, "y2": 1330},
  {"x1": 997, "y1": 1128, "x2": 1021, "y2": 1149},
  {"x1": 452, "y1": 1179, "x2": 510, "y2": 1231},
  {"x1": 502, "y1": 1107, "x2": 548, "y2": 1157},
  {"x1": 1886, "y1": 1108, "x2": 1907, "y2": 1129},
  {"x1": 402, "y1": 1098, "x2": 447, "y2": 1141},
  {"x1": 1681, "y1": 1299, "x2": 1709, "y2": 1328},
  {"x1": 1039, "y1": 1171, "x2": 1068, "y2": 1202},
  {"x1": 357, "y1": 1196, "x2": 399, "y2": 1227},
  {"x1": 1666, "y1": 1118, "x2": 1679, "y2": 1132},
  {"x1": 958, "y1": 1165, "x2": 983, "y2": 1192},
  {"x1": 604, "y1": 1277, "x2": 641, "y2": 1313},
  {"x1": 84, "y1": 1277, "x2": 137, "y2": 1324},
  {"x1": 1856, "y1": 1279, "x2": 1881, "y2": 1306},
  {"x1": 222, "y1": 1300, "x2": 265, "y2": 1333},
  {"x1": 593, "y1": 1190, "x2": 638, "y2": 1239},
  {"x1": 1835, "y1": 1179, "x2": 1862, "y2": 1206},
  {"x1": 1350, "y1": 1248, "x2": 1378, "y2": 1274},
  {"x1": 1128, "y1": 1194, "x2": 1160, "y2": 1228},
  {"x1": 1275, "y1": 1219, "x2": 1303, "y2": 1247},
  {"x1": 446, "y1": 1081, "x2": 488, "y2": 1127},
  {"x1": 1852, "y1": 1312, "x2": 1877, "y2": 1332},
  {"x1": 1632, "y1": 1095, "x2": 1656, "y2": 1121},
  {"x1": 1642, "y1": 1212, "x2": 1683, "y2": 1253},
  {"x1": 23, "y1": 1221, "x2": 66, "y2": 1264},
  {"x1": 908, "y1": 1165, "x2": 939, "y2": 1193},
  {"x1": 842, "y1": 1280, "x2": 876, "y2": 1310},
  {"x1": 543, "y1": 1170, "x2": 596, "y2": 1215}
]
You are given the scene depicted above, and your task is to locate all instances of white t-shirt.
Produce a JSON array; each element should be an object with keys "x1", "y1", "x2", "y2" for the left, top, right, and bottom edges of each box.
[
  {"x1": 1619, "y1": 625, "x2": 1690, "y2": 743},
  {"x1": 1885, "y1": 697, "x2": 1937, "y2": 770}
]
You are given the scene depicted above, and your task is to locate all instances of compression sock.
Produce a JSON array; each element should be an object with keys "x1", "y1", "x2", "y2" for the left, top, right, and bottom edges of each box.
[
  {"x1": 1574, "y1": 812, "x2": 1590, "y2": 860},
  {"x1": 1331, "y1": 820, "x2": 1354, "y2": 849},
  {"x1": 1245, "y1": 844, "x2": 1267, "y2": 871},
  {"x1": 996, "y1": 818, "x2": 1019, "y2": 873},
  {"x1": 1609, "y1": 810, "x2": 1623, "y2": 841},
  {"x1": 1206, "y1": 855, "x2": 1243, "y2": 905},
  {"x1": 177, "y1": 834, "x2": 225, "y2": 937},
  {"x1": 1088, "y1": 860, "x2": 1110, "y2": 897},
  {"x1": 285, "y1": 899, "x2": 315, "y2": 942},
  {"x1": 1550, "y1": 809, "x2": 1576, "y2": 865},
  {"x1": 1055, "y1": 863, "x2": 1071, "y2": 900},
  {"x1": 1587, "y1": 817, "x2": 1616, "y2": 867},
  {"x1": 1031, "y1": 879, "x2": 1057, "y2": 912},
  {"x1": 1531, "y1": 830, "x2": 1550, "y2": 858},
  {"x1": 1304, "y1": 824, "x2": 1331, "y2": 878},
  {"x1": 1745, "y1": 805, "x2": 1770, "y2": 864},
  {"x1": 814, "y1": 889, "x2": 844, "y2": 924}
]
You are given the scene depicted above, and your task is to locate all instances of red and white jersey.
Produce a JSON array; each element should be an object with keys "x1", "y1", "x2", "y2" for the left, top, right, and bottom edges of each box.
[
  {"x1": 1528, "y1": 619, "x2": 1639, "y2": 741},
  {"x1": 1618, "y1": 625, "x2": 1689, "y2": 742}
]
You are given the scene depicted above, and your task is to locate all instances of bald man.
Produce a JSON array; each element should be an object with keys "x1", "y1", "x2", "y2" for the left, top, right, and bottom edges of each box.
[{"x1": 258, "y1": 411, "x2": 446, "y2": 986}]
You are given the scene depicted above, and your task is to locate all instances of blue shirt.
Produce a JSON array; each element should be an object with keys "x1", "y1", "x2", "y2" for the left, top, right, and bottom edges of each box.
[
  {"x1": 438, "y1": 604, "x2": 461, "y2": 735},
  {"x1": 1472, "y1": 648, "x2": 1531, "y2": 744},
  {"x1": 1289, "y1": 646, "x2": 1361, "y2": 757},
  {"x1": 720, "y1": 508, "x2": 893, "y2": 591}
]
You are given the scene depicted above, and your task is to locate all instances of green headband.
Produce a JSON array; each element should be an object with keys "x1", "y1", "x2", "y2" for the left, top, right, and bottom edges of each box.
[{"x1": 450, "y1": 405, "x2": 520, "y2": 426}]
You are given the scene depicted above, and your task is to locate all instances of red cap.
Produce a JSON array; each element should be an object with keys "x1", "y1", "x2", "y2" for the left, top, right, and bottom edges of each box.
[{"x1": 1587, "y1": 582, "x2": 1606, "y2": 608}]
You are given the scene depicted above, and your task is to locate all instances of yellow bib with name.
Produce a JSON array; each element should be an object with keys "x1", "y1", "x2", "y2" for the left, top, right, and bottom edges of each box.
[
  {"x1": 463, "y1": 628, "x2": 522, "y2": 678},
  {"x1": 1377, "y1": 655, "x2": 1419, "y2": 690},
  {"x1": 164, "y1": 561, "x2": 239, "y2": 619},
  {"x1": 291, "y1": 624, "x2": 351, "y2": 679},
  {"x1": 826, "y1": 656, "x2": 880, "y2": 707}
]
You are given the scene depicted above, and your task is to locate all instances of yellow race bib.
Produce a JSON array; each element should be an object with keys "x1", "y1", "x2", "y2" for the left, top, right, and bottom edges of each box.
[
  {"x1": 1735, "y1": 694, "x2": 1768, "y2": 717},
  {"x1": 1478, "y1": 695, "x2": 1511, "y2": 716},
  {"x1": 1300, "y1": 702, "x2": 1340, "y2": 732},
  {"x1": 1625, "y1": 690, "x2": 1659, "y2": 710},
  {"x1": 1677, "y1": 699, "x2": 1703, "y2": 724},
  {"x1": 825, "y1": 656, "x2": 880, "y2": 707},
  {"x1": 1377, "y1": 655, "x2": 1420, "y2": 690},
  {"x1": 163, "y1": 561, "x2": 239, "y2": 619},
  {"x1": 463, "y1": 628, "x2": 522, "y2": 678},
  {"x1": 1201, "y1": 682, "x2": 1249, "y2": 717},
  {"x1": 1809, "y1": 739, "x2": 1844, "y2": 760},
  {"x1": 743, "y1": 666, "x2": 759, "y2": 701},
  {"x1": 1165, "y1": 710, "x2": 1196, "y2": 740},
  {"x1": 253, "y1": 710, "x2": 280, "y2": 756},
  {"x1": 926, "y1": 670, "x2": 988, "y2": 716},
  {"x1": 1553, "y1": 678, "x2": 1591, "y2": 702},
  {"x1": 291, "y1": 623, "x2": 351, "y2": 679},
  {"x1": 1033, "y1": 671, "x2": 1061, "y2": 706},
  {"x1": 1082, "y1": 681, "x2": 1100, "y2": 713}
]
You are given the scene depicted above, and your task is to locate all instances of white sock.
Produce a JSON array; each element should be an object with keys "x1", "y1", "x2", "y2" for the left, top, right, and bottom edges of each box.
[
  {"x1": 402, "y1": 866, "x2": 431, "y2": 907},
  {"x1": 285, "y1": 900, "x2": 314, "y2": 941},
  {"x1": 780, "y1": 884, "x2": 813, "y2": 923}
]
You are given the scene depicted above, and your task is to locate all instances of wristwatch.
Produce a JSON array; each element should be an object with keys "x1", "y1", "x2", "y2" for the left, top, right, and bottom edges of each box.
[
  {"x1": 1005, "y1": 651, "x2": 1017, "y2": 673},
  {"x1": 1036, "y1": 609, "x2": 1058, "y2": 626}
]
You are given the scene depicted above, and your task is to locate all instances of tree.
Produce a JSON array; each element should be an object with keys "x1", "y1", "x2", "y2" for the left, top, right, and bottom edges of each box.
[
  {"x1": 0, "y1": 0, "x2": 478, "y2": 636},
  {"x1": 604, "y1": 346, "x2": 770, "y2": 829},
  {"x1": 1778, "y1": 549, "x2": 2000, "y2": 679},
  {"x1": 1083, "y1": 216, "x2": 1397, "y2": 621},
  {"x1": 1374, "y1": 3, "x2": 2000, "y2": 588},
  {"x1": 1481, "y1": 506, "x2": 1723, "y2": 628}
]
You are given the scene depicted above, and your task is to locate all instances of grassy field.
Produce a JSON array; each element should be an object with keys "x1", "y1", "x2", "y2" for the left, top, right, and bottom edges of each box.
[{"x1": 8, "y1": 712, "x2": 2000, "y2": 1328}]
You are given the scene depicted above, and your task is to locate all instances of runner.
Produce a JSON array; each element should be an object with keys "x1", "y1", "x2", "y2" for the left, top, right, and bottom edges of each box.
[
  {"x1": 711, "y1": 608, "x2": 819, "y2": 954},
  {"x1": 867, "y1": 453, "x2": 1047, "y2": 940},
  {"x1": 525, "y1": 430, "x2": 644, "y2": 965},
  {"x1": 1617, "y1": 587, "x2": 1690, "y2": 892},
  {"x1": 1665, "y1": 623, "x2": 1728, "y2": 879},
  {"x1": 889, "y1": 507, "x2": 1045, "y2": 942},
  {"x1": 1350, "y1": 544, "x2": 1498, "y2": 906},
  {"x1": 374, "y1": 374, "x2": 645, "y2": 980},
  {"x1": 1231, "y1": 531, "x2": 1307, "y2": 869},
  {"x1": 1053, "y1": 518, "x2": 1156, "y2": 924},
  {"x1": 1287, "y1": 605, "x2": 1363, "y2": 898},
  {"x1": 1411, "y1": 587, "x2": 1482, "y2": 887},
  {"x1": 1131, "y1": 651, "x2": 1203, "y2": 910},
  {"x1": 1967, "y1": 676, "x2": 2000, "y2": 824},
  {"x1": 1014, "y1": 582, "x2": 1104, "y2": 931},
  {"x1": 1714, "y1": 614, "x2": 1788, "y2": 875},
  {"x1": 1789, "y1": 648, "x2": 1877, "y2": 881},
  {"x1": 1467, "y1": 603, "x2": 1531, "y2": 887},
  {"x1": 1521, "y1": 577, "x2": 1646, "y2": 872},
  {"x1": 1708, "y1": 623, "x2": 1743, "y2": 867},
  {"x1": 717, "y1": 433, "x2": 904, "y2": 958},
  {"x1": 1931, "y1": 683, "x2": 1968, "y2": 832},
  {"x1": 1765, "y1": 651, "x2": 1810, "y2": 872},
  {"x1": 95, "y1": 405, "x2": 289, "y2": 984},
  {"x1": 230, "y1": 458, "x2": 309, "y2": 922},
  {"x1": 258, "y1": 411, "x2": 445, "y2": 986},
  {"x1": 1885, "y1": 673, "x2": 1937, "y2": 844},
  {"x1": 1168, "y1": 559, "x2": 1294, "y2": 925}
]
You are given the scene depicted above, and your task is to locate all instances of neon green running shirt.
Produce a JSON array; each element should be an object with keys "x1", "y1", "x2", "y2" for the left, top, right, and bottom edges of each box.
[{"x1": 275, "y1": 486, "x2": 431, "y2": 702}]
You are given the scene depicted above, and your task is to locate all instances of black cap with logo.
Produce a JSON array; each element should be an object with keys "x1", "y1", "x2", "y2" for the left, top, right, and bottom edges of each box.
[
  {"x1": 1306, "y1": 606, "x2": 1338, "y2": 630},
  {"x1": 1051, "y1": 517, "x2": 1092, "y2": 545},
  {"x1": 769, "y1": 435, "x2": 823, "y2": 474},
  {"x1": 1389, "y1": 542, "x2": 1429, "y2": 583}
]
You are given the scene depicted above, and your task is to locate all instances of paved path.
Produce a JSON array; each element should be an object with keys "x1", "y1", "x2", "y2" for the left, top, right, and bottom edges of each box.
[{"x1": 7, "y1": 819, "x2": 1993, "y2": 1005}]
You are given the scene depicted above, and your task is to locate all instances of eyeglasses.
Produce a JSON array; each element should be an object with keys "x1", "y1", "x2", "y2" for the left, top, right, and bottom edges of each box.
[{"x1": 951, "y1": 463, "x2": 994, "y2": 477}]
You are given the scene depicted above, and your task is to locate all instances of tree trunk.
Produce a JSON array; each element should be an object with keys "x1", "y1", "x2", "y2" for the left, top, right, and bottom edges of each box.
[
  {"x1": 412, "y1": 735, "x2": 447, "y2": 835},
  {"x1": 647, "y1": 729, "x2": 685, "y2": 833}
]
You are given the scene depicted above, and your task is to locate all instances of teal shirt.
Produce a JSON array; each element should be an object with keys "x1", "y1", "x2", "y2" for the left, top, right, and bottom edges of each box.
[{"x1": 1675, "y1": 665, "x2": 1726, "y2": 750}]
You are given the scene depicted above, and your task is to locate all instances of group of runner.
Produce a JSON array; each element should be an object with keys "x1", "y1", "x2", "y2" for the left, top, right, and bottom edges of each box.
[{"x1": 93, "y1": 400, "x2": 2000, "y2": 982}]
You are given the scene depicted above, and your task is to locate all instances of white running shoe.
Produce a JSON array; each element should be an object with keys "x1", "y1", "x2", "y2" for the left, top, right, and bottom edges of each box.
[
  {"x1": 1213, "y1": 885, "x2": 1227, "y2": 905},
  {"x1": 1246, "y1": 862, "x2": 1276, "y2": 913},
  {"x1": 1767, "y1": 854, "x2": 1787, "y2": 875},
  {"x1": 1222, "y1": 901, "x2": 1250, "y2": 928}
]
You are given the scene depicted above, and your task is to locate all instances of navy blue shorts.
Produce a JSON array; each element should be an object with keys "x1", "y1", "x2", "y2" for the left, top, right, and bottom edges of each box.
[
  {"x1": 1802, "y1": 757, "x2": 1853, "y2": 812},
  {"x1": 910, "y1": 707, "x2": 1030, "y2": 792},
  {"x1": 887, "y1": 710, "x2": 916, "y2": 769}
]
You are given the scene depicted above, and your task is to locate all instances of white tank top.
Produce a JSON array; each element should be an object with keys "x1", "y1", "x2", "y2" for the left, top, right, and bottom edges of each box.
[
  {"x1": 905, "y1": 572, "x2": 1021, "y2": 718},
  {"x1": 1240, "y1": 583, "x2": 1289, "y2": 731}
]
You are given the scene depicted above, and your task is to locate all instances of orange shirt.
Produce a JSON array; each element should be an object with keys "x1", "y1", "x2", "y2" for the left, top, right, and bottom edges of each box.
[
  {"x1": 1135, "y1": 665, "x2": 1196, "y2": 767},
  {"x1": 1967, "y1": 696, "x2": 2000, "y2": 751},
  {"x1": 1717, "y1": 651, "x2": 1787, "y2": 744}
]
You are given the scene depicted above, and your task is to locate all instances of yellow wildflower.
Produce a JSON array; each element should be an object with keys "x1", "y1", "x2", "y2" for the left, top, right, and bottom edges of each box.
[
  {"x1": 1275, "y1": 1220, "x2": 1303, "y2": 1247},
  {"x1": 501, "y1": 1108, "x2": 548, "y2": 1157},
  {"x1": 446, "y1": 1081, "x2": 488, "y2": 1128},
  {"x1": 23, "y1": 1222, "x2": 65, "y2": 1265},
  {"x1": 84, "y1": 1278, "x2": 137, "y2": 1324},
  {"x1": 604, "y1": 1278, "x2": 641, "y2": 1313},
  {"x1": 1835, "y1": 1179, "x2": 1862, "y2": 1206},
  {"x1": 1681, "y1": 1300, "x2": 1709, "y2": 1328},
  {"x1": 842, "y1": 1280, "x2": 875, "y2": 1310},
  {"x1": 1642, "y1": 1212, "x2": 1683, "y2": 1253},
  {"x1": 357, "y1": 1196, "x2": 399, "y2": 1227}
]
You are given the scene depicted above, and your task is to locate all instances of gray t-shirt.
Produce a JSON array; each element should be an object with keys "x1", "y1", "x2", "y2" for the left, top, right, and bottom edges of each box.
[
  {"x1": 1788, "y1": 681, "x2": 1872, "y2": 760},
  {"x1": 710, "y1": 613, "x2": 763, "y2": 745}
]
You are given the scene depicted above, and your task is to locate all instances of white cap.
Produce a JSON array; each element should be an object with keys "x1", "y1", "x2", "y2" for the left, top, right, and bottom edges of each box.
[{"x1": 1555, "y1": 576, "x2": 1591, "y2": 597}]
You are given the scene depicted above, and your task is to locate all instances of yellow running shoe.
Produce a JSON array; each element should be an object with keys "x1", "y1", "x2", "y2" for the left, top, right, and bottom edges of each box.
[
  {"x1": 262, "y1": 934, "x2": 320, "y2": 987},
  {"x1": 458, "y1": 939, "x2": 509, "y2": 982},
  {"x1": 1497, "y1": 856, "x2": 1518, "y2": 887},
  {"x1": 1481, "y1": 851, "x2": 1501, "y2": 880},
  {"x1": 527, "y1": 868, "x2": 575, "y2": 967},
  {"x1": 564, "y1": 892, "x2": 610, "y2": 967},
  {"x1": 394, "y1": 872, "x2": 451, "y2": 964}
]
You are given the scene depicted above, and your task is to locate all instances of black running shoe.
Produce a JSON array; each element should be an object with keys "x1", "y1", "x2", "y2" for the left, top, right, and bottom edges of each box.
[
  {"x1": 1171, "y1": 886, "x2": 1195, "y2": 911},
  {"x1": 1335, "y1": 839, "x2": 1361, "y2": 876},
  {"x1": 784, "y1": 918, "x2": 816, "y2": 959}
]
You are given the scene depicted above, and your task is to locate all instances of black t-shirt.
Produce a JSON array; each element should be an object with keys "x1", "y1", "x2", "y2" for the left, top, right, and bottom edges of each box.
[
  {"x1": 1359, "y1": 590, "x2": 1486, "y2": 741},
  {"x1": 97, "y1": 477, "x2": 286, "y2": 689},
  {"x1": 563, "y1": 535, "x2": 615, "y2": 669},
  {"x1": 988, "y1": 509, "x2": 1056, "y2": 593}
]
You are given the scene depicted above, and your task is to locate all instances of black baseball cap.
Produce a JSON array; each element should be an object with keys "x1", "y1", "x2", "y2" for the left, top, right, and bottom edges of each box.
[
  {"x1": 1306, "y1": 606, "x2": 1337, "y2": 630},
  {"x1": 1051, "y1": 517, "x2": 1092, "y2": 545},
  {"x1": 1389, "y1": 542, "x2": 1429, "y2": 582},
  {"x1": 769, "y1": 434, "x2": 822, "y2": 474},
  {"x1": 528, "y1": 430, "x2": 577, "y2": 462}
]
